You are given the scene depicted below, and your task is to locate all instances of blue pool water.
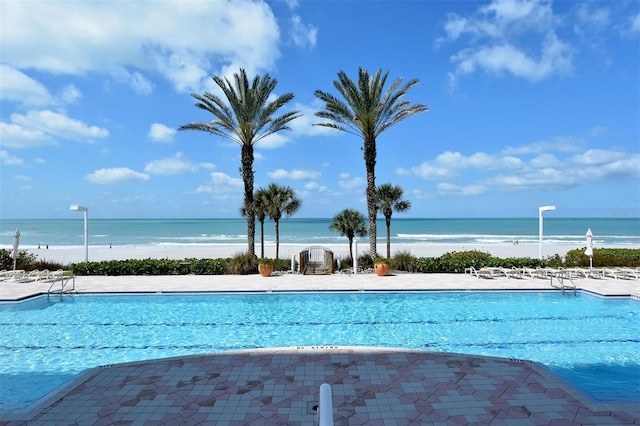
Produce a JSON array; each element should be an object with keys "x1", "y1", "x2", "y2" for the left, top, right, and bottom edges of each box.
[{"x1": 0, "y1": 291, "x2": 638, "y2": 412}]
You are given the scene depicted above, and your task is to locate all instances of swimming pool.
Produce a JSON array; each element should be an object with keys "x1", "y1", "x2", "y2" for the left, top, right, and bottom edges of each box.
[{"x1": 1, "y1": 291, "x2": 638, "y2": 412}]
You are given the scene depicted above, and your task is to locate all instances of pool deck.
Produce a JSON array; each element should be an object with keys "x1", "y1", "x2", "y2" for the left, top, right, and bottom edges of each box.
[{"x1": 1, "y1": 273, "x2": 639, "y2": 425}]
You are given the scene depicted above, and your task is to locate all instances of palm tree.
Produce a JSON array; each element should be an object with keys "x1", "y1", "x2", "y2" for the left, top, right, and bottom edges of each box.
[
  {"x1": 329, "y1": 208, "x2": 367, "y2": 261},
  {"x1": 263, "y1": 183, "x2": 302, "y2": 260},
  {"x1": 314, "y1": 67, "x2": 427, "y2": 257},
  {"x1": 180, "y1": 69, "x2": 301, "y2": 256},
  {"x1": 376, "y1": 183, "x2": 411, "y2": 259},
  {"x1": 242, "y1": 188, "x2": 269, "y2": 259}
]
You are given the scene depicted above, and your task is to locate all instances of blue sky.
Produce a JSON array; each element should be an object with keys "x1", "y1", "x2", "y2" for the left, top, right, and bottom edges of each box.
[{"x1": 1, "y1": 0, "x2": 639, "y2": 220}]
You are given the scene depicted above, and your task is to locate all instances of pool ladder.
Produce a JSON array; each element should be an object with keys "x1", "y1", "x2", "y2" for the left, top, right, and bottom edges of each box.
[
  {"x1": 47, "y1": 275, "x2": 76, "y2": 298},
  {"x1": 317, "y1": 383, "x2": 334, "y2": 426},
  {"x1": 550, "y1": 271, "x2": 576, "y2": 295}
]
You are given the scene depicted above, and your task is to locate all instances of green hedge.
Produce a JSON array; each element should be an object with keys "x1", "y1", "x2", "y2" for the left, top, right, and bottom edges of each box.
[
  {"x1": 70, "y1": 258, "x2": 227, "y2": 276},
  {"x1": 563, "y1": 248, "x2": 640, "y2": 268},
  {"x1": 61, "y1": 248, "x2": 640, "y2": 276}
]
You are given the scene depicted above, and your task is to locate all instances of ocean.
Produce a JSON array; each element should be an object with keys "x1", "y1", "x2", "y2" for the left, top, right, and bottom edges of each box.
[{"x1": 1, "y1": 218, "x2": 638, "y2": 250}]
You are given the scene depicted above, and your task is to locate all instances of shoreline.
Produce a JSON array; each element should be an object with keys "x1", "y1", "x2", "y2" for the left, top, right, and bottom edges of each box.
[{"x1": 21, "y1": 242, "x2": 637, "y2": 265}]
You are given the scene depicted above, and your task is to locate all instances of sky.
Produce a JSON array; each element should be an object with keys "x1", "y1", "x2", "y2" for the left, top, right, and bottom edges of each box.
[{"x1": 1, "y1": 0, "x2": 639, "y2": 220}]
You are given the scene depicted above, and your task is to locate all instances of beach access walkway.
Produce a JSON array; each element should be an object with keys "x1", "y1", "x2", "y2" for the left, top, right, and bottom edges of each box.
[{"x1": 1, "y1": 273, "x2": 638, "y2": 425}]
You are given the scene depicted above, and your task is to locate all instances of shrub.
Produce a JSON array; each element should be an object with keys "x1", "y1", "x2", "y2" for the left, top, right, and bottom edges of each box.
[
  {"x1": 226, "y1": 252, "x2": 258, "y2": 275},
  {"x1": 564, "y1": 248, "x2": 640, "y2": 268},
  {"x1": 358, "y1": 253, "x2": 374, "y2": 269},
  {"x1": 273, "y1": 257, "x2": 294, "y2": 272},
  {"x1": 0, "y1": 249, "x2": 39, "y2": 271},
  {"x1": 391, "y1": 250, "x2": 416, "y2": 272}
]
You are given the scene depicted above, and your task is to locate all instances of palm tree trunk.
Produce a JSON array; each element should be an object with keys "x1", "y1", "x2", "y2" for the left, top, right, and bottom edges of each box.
[
  {"x1": 275, "y1": 219, "x2": 280, "y2": 260},
  {"x1": 259, "y1": 219, "x2": 265, "y2": 258},
  {"x1": 241, "y1": 143, "x2": 255, "y2": 256},
  {"x1": 364, "y1": 138, "x2": 377, "y2": 257},
  {"x1": 385, "y1": 217, "x2": 391, "y2": 259}
]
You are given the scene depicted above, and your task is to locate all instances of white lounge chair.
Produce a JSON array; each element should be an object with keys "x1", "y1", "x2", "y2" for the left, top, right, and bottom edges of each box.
[
  {"x1": 499, "y1": 267, "x2": 523, "y2": 279},
  {"x1": 467, "y1": 266, "x2": 494, "y2": 279}
]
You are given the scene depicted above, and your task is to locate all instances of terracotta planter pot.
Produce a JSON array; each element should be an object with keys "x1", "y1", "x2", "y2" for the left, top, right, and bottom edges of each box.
[
  {"x1": 374, "y1": 263, "x2": 390, "y2": 276},
  {"x1": 258, "y1": 264, "x2": 274, "y2": 277}
]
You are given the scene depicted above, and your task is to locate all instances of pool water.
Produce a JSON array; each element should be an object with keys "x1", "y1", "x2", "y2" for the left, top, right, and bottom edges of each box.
[{"x1": 1, "y1": 291, "x2": 638, "y2": 412}]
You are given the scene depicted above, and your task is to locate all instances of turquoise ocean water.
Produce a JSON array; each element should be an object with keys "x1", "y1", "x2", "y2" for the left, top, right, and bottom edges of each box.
[{"x1": 1, "y1": 218, "x2": 638, "y2": 250}]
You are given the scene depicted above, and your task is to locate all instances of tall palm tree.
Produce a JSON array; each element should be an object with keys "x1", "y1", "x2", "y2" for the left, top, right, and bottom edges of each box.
[
  {"x1": 314, "y1": 67, "x2": 427, "y2": 257},
  {"x1": 180, "y1": 69, "x2": 301, "y2": 256},
  {"x1": 263, "y1": 183, "x2": 302, "y2": 260},
  {"x1": 376, "y1": 183, "x2": 411, "y2": 259},
  {"x1": 329, "y1": 208, "x2": 368, "y2": 260}
]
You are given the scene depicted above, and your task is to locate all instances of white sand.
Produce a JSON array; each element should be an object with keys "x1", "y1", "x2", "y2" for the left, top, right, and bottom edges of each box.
[{"x1": 27, "y1": 242, "x2": 585, "y2": 265}]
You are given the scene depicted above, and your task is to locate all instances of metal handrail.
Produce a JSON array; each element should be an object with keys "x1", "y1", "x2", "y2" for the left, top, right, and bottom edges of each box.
[
  {"x1": 47, "y1": 275, "x2": 76, "y2": 297},
  {"x1": 550, "y1": 271, "x2": 576, "y2": 295},
  {"x1": 318, "y1": 383, "x2": 333, "y2": 426}
]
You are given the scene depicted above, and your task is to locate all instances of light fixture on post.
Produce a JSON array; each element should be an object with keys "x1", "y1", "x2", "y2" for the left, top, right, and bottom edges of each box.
[
  {"x1": 538, "y1": 205, "x2": 556, "y2": 260},
  {"x1": 70, "y1": 205, "x2": 89, "y2": 262}
]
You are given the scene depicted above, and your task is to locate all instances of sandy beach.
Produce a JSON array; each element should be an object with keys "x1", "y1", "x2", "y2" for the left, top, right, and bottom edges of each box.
[{"x1": 23, "y1": 242, "x2": 590, "y2": 265}]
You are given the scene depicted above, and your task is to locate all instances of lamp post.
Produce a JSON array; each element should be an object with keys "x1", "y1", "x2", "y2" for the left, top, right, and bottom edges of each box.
[
  {"x1": 538, "y1": 205, "x2": 556, "y2": 260},
  {"x1": 70, "y1": 205, "x2": 89, "y2": 262}
]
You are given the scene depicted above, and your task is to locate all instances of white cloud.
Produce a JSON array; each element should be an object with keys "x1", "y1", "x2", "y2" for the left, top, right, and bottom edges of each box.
[
  {"x1": 85, "y1": 167, "x2": 150, "y2": 184},
  {"x1": 403, "y1": 136, "x2": 640, "y2": 195},
  {"x1": 0, "y1": 64, "x2": 53, "y2": 106},
  {"x1": 304, "y1": 181, "x2": 319, "y2": 190},
  {"x1": 451, "y1": 35, "x2": 572, "y2": 81},
  {"x1": 9, "y1": 110, "x2": 109, "y2": 143},
  {"x1": 289, "y1": 15, "x2": 318, "y2": 48},
  {"x1": 211, "y1": 171, "x2": 243, "y2": 187},
  {"x1": 503, "y1": 135, "x2": 584, "y2": 155},
  {"x1": 436, "y1": 182, "x2": 487, "y2": 196},
  {"x1": 267, "y1": 168, "x2": 321, "y2": 180},
  {"x1": 255, "y1": 132, "x2": 290, "y2": 149},
  {"x1": 144, "y1": 152, "x2": 214, "y2": 175},
  {"x1": 0, "y1": 150, "x2": 24, "y2": 166},
  {"x1": 0, "y1": 1, "x2": 281, "y2": 93},
  {"x1": 574, "y1": 4, "x2": 610, "y2": 33},
  {"x1": 631, "y1": 13, "x2": 640, "y2": 32},
  {"x1": 440, "y1": 0, "x2": 573, "y2": 83},
  {"x1": 338, "y1": 175, "x2": 364, "y2": 191},
  {"x1": 0, "y1": 122, "x2": 55, "y2": 149},
  {"x1": 148, "y1": 123, "x2": 177, "y2": 143},
  {"x1": 196, "y1": 171, "x2": 243, "y2": 196},
  {"x1": 289, "y1": 101, "x2": 336, "y2": 137},
  {"x1": 59, "y1": 84, "x2": 82, "y2": 104}
]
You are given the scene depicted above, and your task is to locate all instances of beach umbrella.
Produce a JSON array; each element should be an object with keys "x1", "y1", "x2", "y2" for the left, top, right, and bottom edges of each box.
[
  {"x1": 584, "y1": 228, "x2": 594, "y2": 269},
  {"x1": 11, "y1": 228, "x2": 20, "y2": 271}
]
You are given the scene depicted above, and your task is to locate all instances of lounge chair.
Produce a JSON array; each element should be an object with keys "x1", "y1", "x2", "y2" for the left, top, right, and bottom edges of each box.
[
  {"x1": 599, "y1": 267, "x2": 633, "y2": 280},
  {"x1": 46, "y1": 269, "x2": 64, "y2": 282},
  {"x1": 467, "y1": 266, "x2": 494, "y2": 279},
  {"x1": 7, "y1": 270, "x2": 27, "y2": 282},
  {"x1": 25, "y1": 269, "x2": 41, "y2": 282},
  {"x1": 499, "y1": 267, "x2": 523, "y2": 279},
  {"x1": 565, "y1": 267, "x2": 590, "y2": 279},
  {"x1": 535, "y1": 267, "x2": 558, "y2": 279},
  {"x1": 618, "y1": 267, "x2": 640, "y2": 280},
  {"x1": 611, "y1": 267, "x2": 638, "y2": 280}
]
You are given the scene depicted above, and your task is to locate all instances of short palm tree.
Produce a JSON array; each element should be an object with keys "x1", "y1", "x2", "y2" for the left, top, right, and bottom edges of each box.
[
  {"x1": 263, "y1": 183, "x2": 302, "y2": 260},
  {"x1": 376, "y1": 183, "x2": 411, "y2": 259},
  {"x1": 180, "y1": 69, "x2": 300, "y2": 256},
  {"x1": 314, "y1": 67, "x2": 427, "y2": 257},
  {"x1": 243, "y1": 188, "x2": 269, "y2": 259},
  {"x1": 329, "y1": 208, "x2": 368, "y2": 260}
]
